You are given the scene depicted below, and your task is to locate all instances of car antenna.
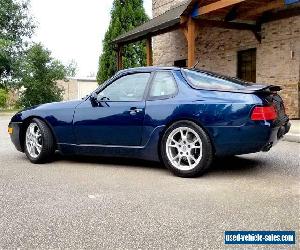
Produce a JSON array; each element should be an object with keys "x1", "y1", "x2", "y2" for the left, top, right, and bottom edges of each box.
[{"x1": 192, "y1": 60, "x2": 200, "y2": 69}]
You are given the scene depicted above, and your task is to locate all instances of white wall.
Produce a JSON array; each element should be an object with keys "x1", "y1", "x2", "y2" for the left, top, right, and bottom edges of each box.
[{"x1": 77, "y1": 80, "x2": 99, "y2": 99}]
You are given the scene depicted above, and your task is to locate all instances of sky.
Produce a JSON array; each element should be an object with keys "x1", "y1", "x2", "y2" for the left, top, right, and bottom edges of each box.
[{"x1": 30, "y1": 0, "x2": 153, "y2": 78}]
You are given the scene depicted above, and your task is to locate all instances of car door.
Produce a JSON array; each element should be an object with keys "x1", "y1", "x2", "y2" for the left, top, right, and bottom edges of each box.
[
  {"x1": 73, "y1": 72, "x2": 151, "y2": 146},
  {"x1": 142, "y1": 71, "x2": 179, "y2": 144}
]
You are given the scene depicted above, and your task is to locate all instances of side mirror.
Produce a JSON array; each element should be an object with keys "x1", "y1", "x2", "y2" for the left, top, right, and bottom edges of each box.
[
  {"x1": 90, "y1": 92, "x2": 98, "y2": 105},
  {"x1": 98, "y1": 96, "x2": 110, "y2": 102},
  {"x1": 89, "y1": 92, "x2": 110, "y2": 106},
  {"x1": 95, "y1": 91, "x2": 110, "y2": 102}
]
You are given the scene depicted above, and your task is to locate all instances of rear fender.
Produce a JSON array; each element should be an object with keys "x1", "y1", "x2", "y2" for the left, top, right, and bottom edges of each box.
[{"x1": 158, "y1": 118, "x2": 217, "y2": 156}]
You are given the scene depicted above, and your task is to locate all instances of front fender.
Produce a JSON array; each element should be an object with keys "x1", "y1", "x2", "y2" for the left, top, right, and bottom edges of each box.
[{"x1": 9, "y1": 100, "x2": 83, "y2": 146}]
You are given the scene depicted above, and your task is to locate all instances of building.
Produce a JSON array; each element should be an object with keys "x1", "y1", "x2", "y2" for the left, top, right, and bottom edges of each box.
[
  {"x1": 57, "y1": 77, "x2": 98, "y2": 101},
  {"x1": 114, "y1": 0, "x2": 300, "y2": 118}
]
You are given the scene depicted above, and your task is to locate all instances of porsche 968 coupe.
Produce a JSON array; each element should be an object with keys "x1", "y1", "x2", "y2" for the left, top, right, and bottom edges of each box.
[{"x1": 8, "y1": 67, "x2": 290, "y2": 177}]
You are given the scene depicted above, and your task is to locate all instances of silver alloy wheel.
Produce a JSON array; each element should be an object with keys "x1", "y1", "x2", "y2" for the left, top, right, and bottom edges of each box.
[
  {"x1": 25, "y1": 123, "x2": 42, "y2": 159},
  {"x1": 166, "y1": 126, "x2": 203, "y2": 171}
]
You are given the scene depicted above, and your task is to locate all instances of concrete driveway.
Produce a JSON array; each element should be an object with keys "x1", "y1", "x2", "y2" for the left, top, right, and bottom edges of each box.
[{"x1": 0, "y1": 114, "x2": 299, "y2": 249}]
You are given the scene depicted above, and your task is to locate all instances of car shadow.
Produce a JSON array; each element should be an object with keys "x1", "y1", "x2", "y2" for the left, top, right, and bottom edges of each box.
[
  {"x1": 209, "y1": 155, "x2": 262, "y2": 174},
  {"x1": 52, "y1": 152, "x2": 263, "y2": 175},
  {"x1": 53, "y1": 152, "x2": 165, "y2": 170}
]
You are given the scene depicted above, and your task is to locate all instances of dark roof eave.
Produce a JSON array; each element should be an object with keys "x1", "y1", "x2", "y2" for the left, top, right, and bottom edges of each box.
[
  {"x1": 113, "y1": 19, "x2": 180, "y2": 44},
  {"x1": 112, "y1": 0, "x2": 191, "y2": 45}
]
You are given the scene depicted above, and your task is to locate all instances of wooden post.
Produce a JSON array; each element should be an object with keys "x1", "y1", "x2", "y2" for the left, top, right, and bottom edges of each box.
[
  {"x1": 187, "y1": 17, "x2": 196, "y2": 68},
  {"x1": 117, "y1": 45, "x2": 123, "y2": 70},
  {"x1": 146, "y1": 37, "x2": 153, "y2": 66}
]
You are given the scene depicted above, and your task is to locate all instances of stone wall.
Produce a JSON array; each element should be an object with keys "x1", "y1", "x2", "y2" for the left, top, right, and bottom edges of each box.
[
  {"x1": 257, "y1": 16, "x2": 300, "y2": 118},
  {"x1": 152, "y1": 0, "x2": 300, "y2": 118}
]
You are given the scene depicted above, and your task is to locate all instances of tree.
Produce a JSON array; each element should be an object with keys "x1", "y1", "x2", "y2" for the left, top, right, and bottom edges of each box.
[
  {"x1": 18, "y1": 43, "x2": 75, "y2": 108},
  {"x1": 0, "y1": 88, "x2": 8, "y2": 108},
  {"x1": 97, "y1": 0, "x2": 149, "y2": 84},
  {"x1": 0, "y1": 0, "x2": 35, "y2": 89}
]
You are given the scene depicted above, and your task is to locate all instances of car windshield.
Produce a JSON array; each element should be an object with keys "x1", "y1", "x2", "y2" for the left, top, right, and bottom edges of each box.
[{"x1": 183, "y1": 69, "x2": 253, "y2": 91}]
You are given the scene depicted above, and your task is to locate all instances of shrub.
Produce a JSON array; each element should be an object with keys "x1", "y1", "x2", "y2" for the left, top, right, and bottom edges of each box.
[{"x1": 0, "y1": 89, "x2": 8, "y2": 108}]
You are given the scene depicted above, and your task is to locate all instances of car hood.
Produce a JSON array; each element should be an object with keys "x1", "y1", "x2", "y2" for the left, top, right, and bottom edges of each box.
[
  {"x1": 10, "y1": 99, "x2": 84, "y2": 123},
  {"x1": 21, "y1": 99, "x2": 84, "y2": 112}
]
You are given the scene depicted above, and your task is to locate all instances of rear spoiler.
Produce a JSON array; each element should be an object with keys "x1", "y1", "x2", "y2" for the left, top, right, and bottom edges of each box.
[
  {"x1": 254, "y1": 85, "x2": 282, "y2": 93},
  {"x1": 191, "y1": 84, "x2": 282, "y2": 94}
]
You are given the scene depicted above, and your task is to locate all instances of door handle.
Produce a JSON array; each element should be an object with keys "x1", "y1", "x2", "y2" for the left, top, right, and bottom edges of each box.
[{"x1": 129, "y1": 107, "x2": 143, "y2": 115}]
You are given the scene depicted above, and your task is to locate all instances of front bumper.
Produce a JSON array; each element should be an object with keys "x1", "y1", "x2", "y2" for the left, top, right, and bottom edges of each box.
[{"x1": 8, "y1": 122, "x2": 24, "y2": 152}]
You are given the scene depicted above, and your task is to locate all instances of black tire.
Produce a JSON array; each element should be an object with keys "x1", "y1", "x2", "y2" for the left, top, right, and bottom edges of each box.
[
  {"x1": 161, "y1": 120, "x2": 213, "y2": 178},
  {"x1": 24, "y1": 118, "x2": 55, "y2": 163}
]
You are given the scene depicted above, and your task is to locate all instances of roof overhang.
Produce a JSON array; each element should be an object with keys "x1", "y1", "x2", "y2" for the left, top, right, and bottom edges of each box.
[
  {"x1": 113, "y1": 0, "x2": 190, "y2": 44},
  {"x1": 113, "y1": 0, "x2": 300, "y2": 45}
]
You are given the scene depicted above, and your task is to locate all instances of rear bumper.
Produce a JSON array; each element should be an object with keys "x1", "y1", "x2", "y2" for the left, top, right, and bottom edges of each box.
[
  {"x1": 8, "y1": 122, "x2": 23, "y2": 152},
  {"x1": 210, "y1": 117, "x2": 291, "y2": 156},
  {"x1": 261, "y1": 120, "x2": 291, "y2": 152},
  {"x1": 278, "y1": 121, "x2": 291, "y2": 138},
  {"x1": 275, "y1": 119, "x2": 291, "y2": 142}
]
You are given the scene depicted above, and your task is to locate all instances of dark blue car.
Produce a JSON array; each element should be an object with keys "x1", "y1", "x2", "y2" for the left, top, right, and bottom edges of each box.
[{"x1": 8, "y1": 67, "x2": 290, "y2": 177}]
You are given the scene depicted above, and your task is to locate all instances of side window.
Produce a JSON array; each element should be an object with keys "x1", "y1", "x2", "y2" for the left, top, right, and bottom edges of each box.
[
  {"x1": 183, "y1": 69, "x2": 251, "y2": 90},
  {"x1": 149, "y1": 72, "x2": 177, "y2": 99},
  {"x1": 99, "y1": 73, "x2": 150, "y2": 101}
]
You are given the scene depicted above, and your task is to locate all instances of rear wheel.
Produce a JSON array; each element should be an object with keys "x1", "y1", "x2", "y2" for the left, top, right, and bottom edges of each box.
[
  {"x1": 24, "y1": 118, "x2": 55, "y2": 163},
  {"x1": 161, "y1": 121, "x2": 213, "y2": 177}
]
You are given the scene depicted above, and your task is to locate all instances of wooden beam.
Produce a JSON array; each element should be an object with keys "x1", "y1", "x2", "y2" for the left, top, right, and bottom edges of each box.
[
  {"x1": 196, "y1": 19, "x2": 256, "y2": 30},
  {"x1": 180, "y1": 16, "x2": 188, "y2": 40},
  {"x1": 117, "y1": 45, "x2": 123, "y2": 70},
  {"x1": 236, "y1": 0, "x2": 284, "y2": 19},
  {"x1": 260, "y1": 5, "x2": 300, "y2": 22},
  {"x1": 196, "y1": 18, "x2": 261, "y2": 42},
  {"x1": 225, "y1": 6, "x2": 239, "y2": 21},
  {"x1": 181, "y1": 26, "x2": 188, "y2": 40},
  {"x1": 252, "y1": 29, "x2": 261, "y2": 43},
  {"x1": 195, "y1": 0, "x2": 247, "y2": 16},
  {"x1": 180, "y1": 15, "x2": 188, "y2": 24},
  {"x1": 146, "y1": 37, "x2": 153, "y2": 66},
  {"x1": 187, "y1": 17, "x2": 196, "y2": 68}
]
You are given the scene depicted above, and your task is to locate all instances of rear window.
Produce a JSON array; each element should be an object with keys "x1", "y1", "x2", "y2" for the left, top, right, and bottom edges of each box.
[{"x1": 183, "y1": 69, "x2": 253, "y2": 91}]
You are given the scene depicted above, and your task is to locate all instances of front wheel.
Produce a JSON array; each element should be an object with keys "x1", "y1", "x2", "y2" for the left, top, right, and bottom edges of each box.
[
  {"x1": 24, "y1": 118, "x2": 55, "y2": 163},
  {"x1": 161, "y1": 121, "x2": 213, "y2": 177}
]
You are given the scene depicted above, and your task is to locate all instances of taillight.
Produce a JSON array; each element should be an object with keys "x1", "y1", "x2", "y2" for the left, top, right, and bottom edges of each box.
[{"x1": 251, "y1": 106, "x2": 277, "y2": 121}]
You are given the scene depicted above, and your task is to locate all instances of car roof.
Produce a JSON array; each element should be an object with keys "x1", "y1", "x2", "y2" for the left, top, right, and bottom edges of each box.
[{"x1": 117, "y1": 66, "x2": 180, "y2": 74}]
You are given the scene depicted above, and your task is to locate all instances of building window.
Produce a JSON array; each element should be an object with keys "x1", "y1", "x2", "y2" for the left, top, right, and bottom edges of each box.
[
  {"x1": 238, "y1": 48, "x2": 256, "y2": 82},
  {"x1": 174, "y1": 59, "x2": 187, "y2": 68}
]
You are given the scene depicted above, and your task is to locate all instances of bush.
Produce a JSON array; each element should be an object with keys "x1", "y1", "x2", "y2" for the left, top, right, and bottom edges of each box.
[{"x1": 0, "y1": 89, "x2": 8, "y2": 108}]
